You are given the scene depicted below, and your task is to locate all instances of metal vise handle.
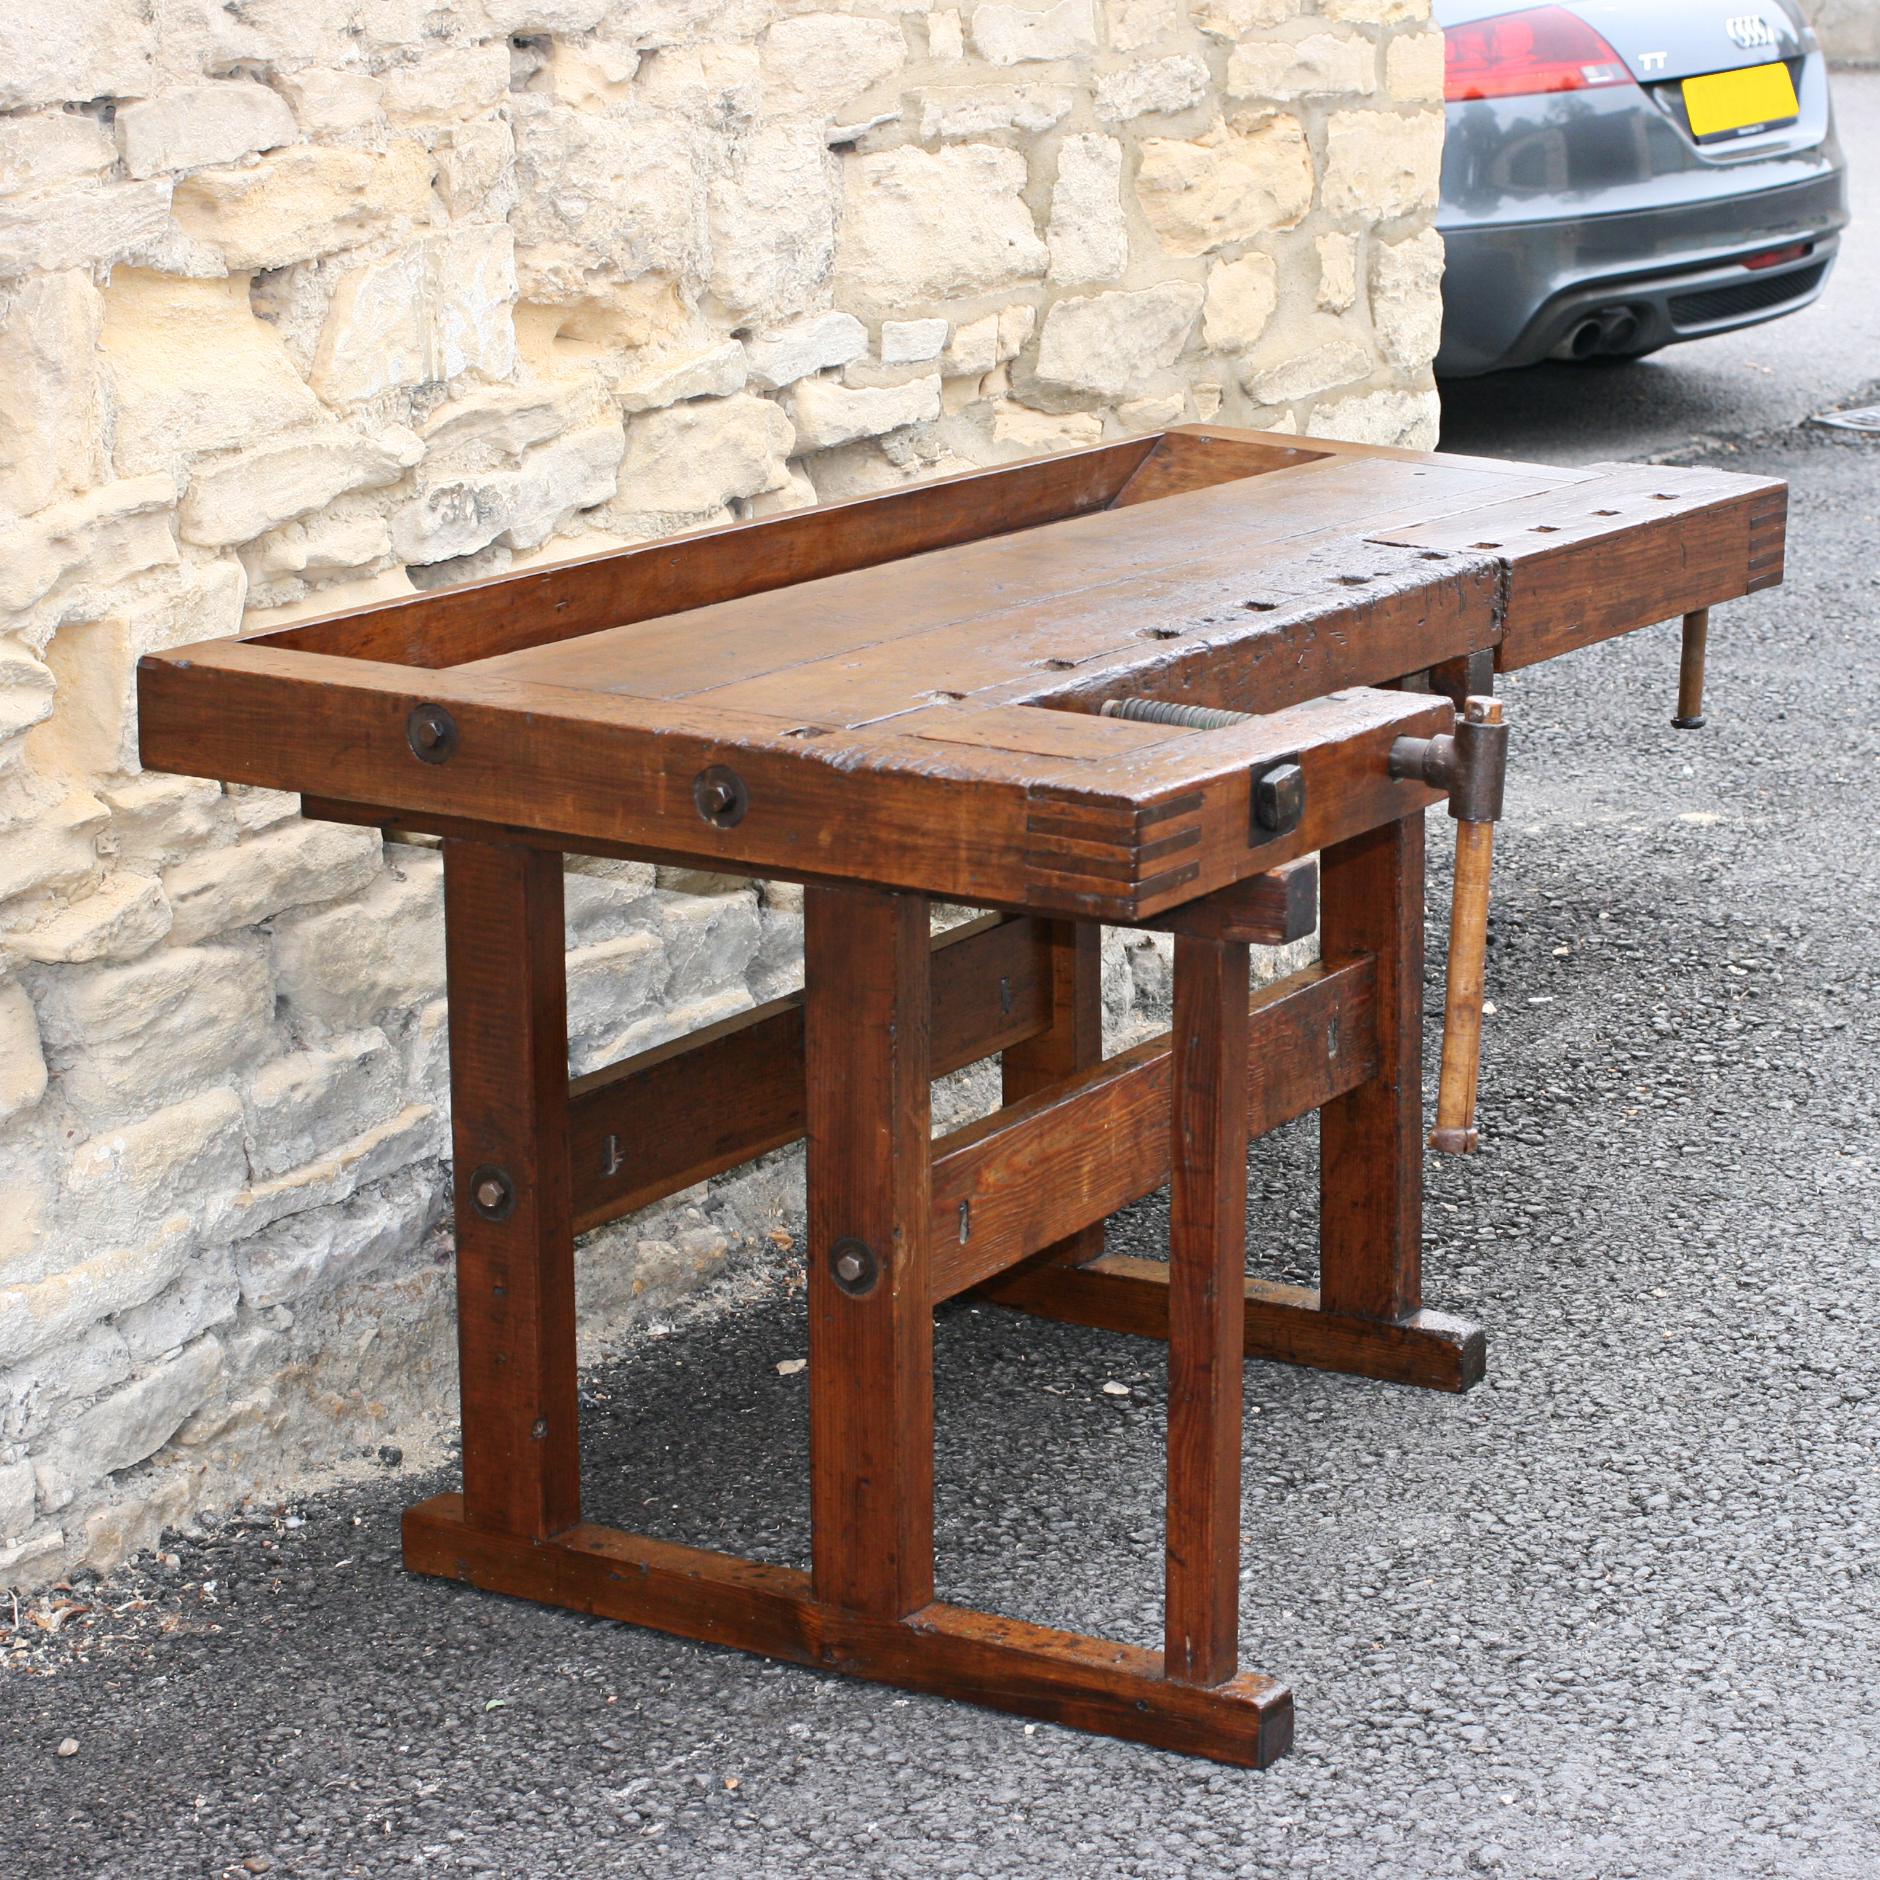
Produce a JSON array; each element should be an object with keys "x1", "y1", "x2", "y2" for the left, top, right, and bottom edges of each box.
[{"x1": 1390, "y1": 697, "x2": 1509, "y2": 1155}]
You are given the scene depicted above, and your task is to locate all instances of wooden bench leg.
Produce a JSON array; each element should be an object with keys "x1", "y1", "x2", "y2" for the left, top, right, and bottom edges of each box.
[
  {"x1": 1165, "y1": 934, "x2": 1250, "y2": 1686},
  {"x1": 1320, "y1": 818, "x2": 1424, "y2": 1324},
  {"x1": 804, "y1": 884, "x2": 935, "y2": 1617},
  {"x1": 437, "y1": 839, "x2": 581, "y2": 1541},
  {"x1": 1000, "y1": 919, "x2": 1105, "y2": 1269}
]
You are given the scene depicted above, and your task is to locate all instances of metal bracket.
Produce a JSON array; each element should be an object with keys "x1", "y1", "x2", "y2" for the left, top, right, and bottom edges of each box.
[{"x1": 1388, "y1": 698, "x2": 1508, "y2": 824}]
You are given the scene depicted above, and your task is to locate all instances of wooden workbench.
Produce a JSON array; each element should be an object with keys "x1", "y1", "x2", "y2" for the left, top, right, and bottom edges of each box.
[{"x1": 138, "y1": 425, "x2": 1784, "y2": 1768}]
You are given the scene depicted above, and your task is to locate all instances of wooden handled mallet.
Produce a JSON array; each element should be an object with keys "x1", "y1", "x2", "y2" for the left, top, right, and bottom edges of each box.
[{"x1": 1390, "y1": 696, "x2": 1509, "y2": 1155}]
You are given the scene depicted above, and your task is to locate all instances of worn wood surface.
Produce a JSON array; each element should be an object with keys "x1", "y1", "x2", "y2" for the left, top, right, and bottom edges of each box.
[
  {"x1": 804, "y1": 886, "x2": 934, "y2": 1617},
  {"x1": 937, "y1": 959, "x2": 1377, "y2": 1301},
  {"x1": 440, "y1": 840, "x2": 580, "y2": 1540},
  {"x1": 981, "y1": 1256, "x2": 1485, "y2": 1393},
  {"x1": 1164, "y1": 935, "x2": 1250, "y2": 1686},
  {"x1": 403, "y1": 1495, "x2": 1294, "y2": 1768},
  {"x1": 568, "y1": 913, "x2": 1045, "y2": 1235},
  {"x1": 1318, "y1": 818, "x2": 1424, "y2": 1323}
]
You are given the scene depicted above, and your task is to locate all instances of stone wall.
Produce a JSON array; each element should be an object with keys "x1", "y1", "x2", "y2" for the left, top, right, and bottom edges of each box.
[{"x1": 0, "y1": 0, "x2": 1444, "y2": 1588}]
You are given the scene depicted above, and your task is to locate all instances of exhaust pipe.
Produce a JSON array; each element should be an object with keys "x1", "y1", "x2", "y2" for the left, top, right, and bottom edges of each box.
[{"x1": 1551, "y1": 306, "x2": 1644, "y2": 362}]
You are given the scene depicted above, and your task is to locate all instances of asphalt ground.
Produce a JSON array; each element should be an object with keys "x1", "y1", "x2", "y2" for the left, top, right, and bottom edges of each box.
[{"x1": 5, "y1": 86, "x2": 1880, "y2": 1880}]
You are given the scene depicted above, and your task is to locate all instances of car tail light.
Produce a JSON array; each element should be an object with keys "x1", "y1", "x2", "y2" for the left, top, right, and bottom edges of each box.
[
  {"x1": 1743, "y1": 243, "x2": 1811, "y2": 271},
  {"x1": 1444, "y1": 6, "x2": 1633, "y2": 103}
]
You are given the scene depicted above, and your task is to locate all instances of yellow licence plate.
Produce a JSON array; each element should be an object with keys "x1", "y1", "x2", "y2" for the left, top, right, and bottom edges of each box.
[{"x1": 1683, "y1": 62, "x2": 1800, "y2": 139}]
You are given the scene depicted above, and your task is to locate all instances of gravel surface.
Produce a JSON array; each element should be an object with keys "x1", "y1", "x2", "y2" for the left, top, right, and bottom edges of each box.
[{"x1": 6, "y1": 206, "x2": 1880, "y2": 1880}]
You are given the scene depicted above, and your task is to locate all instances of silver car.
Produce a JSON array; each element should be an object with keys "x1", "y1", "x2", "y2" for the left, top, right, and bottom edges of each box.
[{"x1": 1435, "y1": 1, "x2": 1849, "y2": 376}]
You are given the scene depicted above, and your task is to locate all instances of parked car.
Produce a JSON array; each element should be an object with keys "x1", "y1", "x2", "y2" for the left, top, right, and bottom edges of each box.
[{"x1": 1434, "y1": 1, "x2": 1849, "y2": 375}]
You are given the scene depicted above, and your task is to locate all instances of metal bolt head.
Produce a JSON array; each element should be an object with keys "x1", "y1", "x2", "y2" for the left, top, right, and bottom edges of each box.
[
  {"x1": 692, "y1": 764, "x2": 749, "y2": 828},
  {"x1": 829, "y1": 1237, "x2": 878, "y2": 1296},
  {"x1": 1252, "y1": 760, "x2": 1306, "y2": 837},
  {"x1": 468, "y1": 1165, "x2": 516, "y2": 1222},
  {"x1": 406, "y1": 703, "x2": 458, "y2": 765}
]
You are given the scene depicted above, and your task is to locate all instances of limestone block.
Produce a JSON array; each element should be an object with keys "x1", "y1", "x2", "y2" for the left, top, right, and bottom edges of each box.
[
  {"x1": 542, "y1": 38, "x2": 645, "y2": 110},
  {"x1": 1035, "y1": 281, "x2": 1203, "y2": 396},
  {"x1": 248, "y1": 1028, "x2": 401, "y2": 1181},
  {"x1": 708, "y1": 122, "x2": 839, "y2": 327},
  {"x1": 484, "y1": 0, "x2": 609, "y2": 27},
  {"x1": 114, "y1": 1259, "x2": 240, "y2": 1365},
  {"x1": 232, "y1": 1165, "x2": 443, "y2": 1311},
  {"x1": 0, "y1": 644, "x2": 56, "y2": 745},
  {"x1": 391, "y1": 419, "x2": 625, "y2": 563},
  {"x1": 33, "y1": 1336, "x2": 224, "y2": 1504},
  {"x1": 64, "y1": 1088, "x2": 248, "y2": 1251},
  {"x1": 35, "y1": 944, "x2": 272, "y2": 1119},
  {"x1": 275, "y1": 70, "x2": 386, "y2": 136},
  {"x1": 226, "y1": 786, "x2": 301, "y2": 837},
  {"x1": 1136, "y1": 117, "x2": 1314, "y2": 257},
  {"x1": 1108, "y1": 0, "x2": 1183, "y2": 51},
  {"x1": 436, "y1": 119, "x2": 517, "y2": 220},
  {"x1": 0, "y1": 0, "x2": 155, "y2": 113},
  {"x1": 311, "y1": 227, "x2": 520, "y2": 405},
  {"x1": 660, "y1": 889, "x2": 762, "y2": 1006},
  {"x1": 0, "y1": 179, "x2": 173, "y2": 280},
  {"x1": 0, "y1": 1457, "x2": 33, "y2": 1539},
  {"x1": 763, "y1": 15, "x2": 907, "y2": 118},
  {"x1": 220, "y1": 1102, "x2": 440, "y2": 1243},
  {"x1": 1095, "y1": 55, "x2": 1210, "y2": 121},
  {"x1": 970, "y1": 0, "x2": 1098, "y2": 65},
  {"x1": 6, "y1": 876, "x2": 171, "y2": 966},
  {"x1": 246, "y1": 511, "x2": 393, "y2": 582},
  {"x1": 0, "y1": 1220, "x2": 195, "y2": 1371},
  {"x1": 512, "y1": 105, "x2": 700, "y2": 302},
  {"x1": 0, "y1": 477, "x2": 178, "y2": 615},
  {"x1": 1320, "y1": 0, "x2": 1421, "y2": 21},
  {"x1": 882, "y1": 320, "x2": 949, "y2": 365},
  {"x1": 0, "y1": 1316, "x2": 131, "y2": 1445},
  {"x1": 614, "y1": 394, "x2": 795, "y2": 512},
  {"x1": 172, "y1": 143, "x2": 434, "y2": 272},
  {"x1": 99, "y1": 775, "x2": 227, "y2": 873},
  {"x1": 566, "y1": 929, "x2": 667, "y2": 1065},
  {"x1": 271, "y1": 854, "x2": 444, "y2": 1024},
  {"x1": 162, "y1": 820, "x2": 381, "y2": 947},
  {"x1": 746, "y1": 312, "x2": 868, "y2": 392},
  {"x1": 1118, "y1": 393, "x2": 1186, "y2": 428},
  {"x1": 787, "y1": 374, "x2": 941, "y2": 452},
  {"x1": 1239, "y1": 323, "x2": 1373, "y2": 402},
  {"x1": 1046, "y1": 133, "x2": 1127, "y2": 286},
  {"x1": 991, "y1": 403, "x2": 1105, "y2": 452},
  {"x1": 745, "y1": 463, "x2": 818, "y2": 519},
  {"x1": 102, "y1": 271, "x2": 328, "y2": 475},
  {"x1": 943, "y1": 313, "x2": 1002, "y2": 379},
  {"x1": 1227, "y1": 30, "x2": 1376, "y2": 102},
  {"x1": 419, "y1": 384, "x2": 578, "y2": 459},
  {"x1": 618, "y1": 341, "x2": 749, "y2": 413},
  {"x1": 0, "y1": 981, "x2": 47, "y2": 1126},
  {"x1": 0, "y1": 111, "x2": 116, "y2": 198},
  {"x1": 1371, "y1": 227, "x2": 1444, "y2": 369},
  {"x1": 1317, "y1": 232, "x2": 1359, "y2": 310},
  {"x1": 1310, "y1": 383, "x2": 1447, "y2": 440},
  {"x1": 1192, "y1": 0, "x2": 1301, "y2": 39},
  {"x1": 0, "y1": 272, "x2": 109, "y2": 517},
  {"x1": 1321, "y1": 109, "x2": 1443, "y2": 222},
  {"x1": 917, "y1": 85, "x2": 1072, "y2": 141},
  {"x1": 116, "y1": 82, "x2": 299, "y2": 179},
  {"x1": 1386, "y1": 27, "x2": 1445, "y2": 103},
  {"x1": 0, "y1": 1530, "x2": 64, "y2": 1587},
  {"x1": 0, "y1": 786, "x2": 108, "y2": 908},
  {"x1": 380, "y1": 44, "x2": 511, "y2": 123},
  {"x1": 836, "y1": 145, "x2": 1047, "y2": 316},
  {"x1": 1202, "y1": 250, "x2": 1279, "y2": 352},
  {"x1": 181, "y1": 428, "x2": 422, "y2": 549}
]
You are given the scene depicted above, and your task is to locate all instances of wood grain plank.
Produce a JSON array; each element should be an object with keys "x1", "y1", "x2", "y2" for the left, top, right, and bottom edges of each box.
[
  {"x1": 441, "y1": 840, "x2": 580, "y2": 1540},
  {"x1": 804, "y1": 886, "x2": 934, "y2": 1617},
  {"x1": 1165, "y1": 934, "x2": 1250, "y2": 1685},
  {"x1": 403, "y1": 1495, "x2": 1294, "y2": 1768},
  {"x1": 1318, "y1": 819, "x2": 1424, "y2": 1322},
  {"x1": 567, "y1": 913, "x2": 1046, "y2": 1235},
  {"x1": 937, "y1": 959, "x2": 1377, "y2": 1300}
]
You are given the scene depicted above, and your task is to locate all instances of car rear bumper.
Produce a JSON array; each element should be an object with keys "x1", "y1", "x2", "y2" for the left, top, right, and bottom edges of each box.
[{"x1": 1436, "y1": 170, "x2": 1849, "y2": 377}]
